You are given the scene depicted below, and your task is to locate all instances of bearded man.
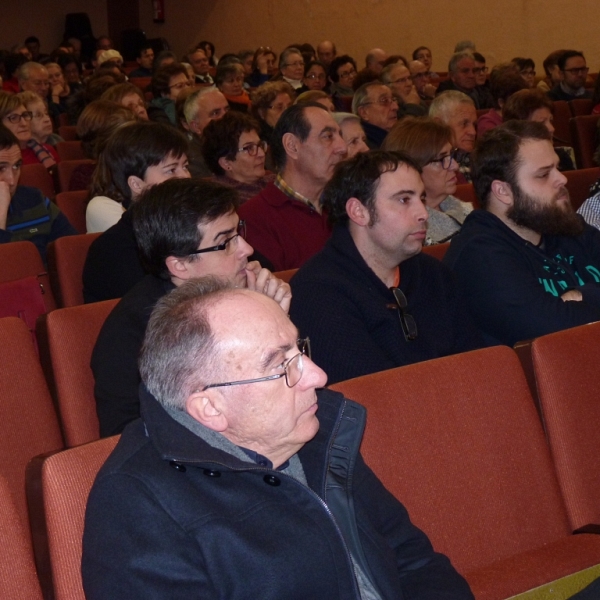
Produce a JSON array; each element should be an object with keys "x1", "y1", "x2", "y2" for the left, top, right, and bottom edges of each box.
[{"x1": 444, "y1": 120, "x2": 600, "y2": 346}]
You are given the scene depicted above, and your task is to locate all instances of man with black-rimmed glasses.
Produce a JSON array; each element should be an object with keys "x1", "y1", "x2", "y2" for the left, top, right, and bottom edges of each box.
[
  {"x1": 91, "y1": 177, "x2": 291, "y2": 437},
  {"x1": 547, "y1": 50, "x2": 592, "y2": 102},
  {"x1": 289, "y1": 150, "x2": 482, "y2": 385}
]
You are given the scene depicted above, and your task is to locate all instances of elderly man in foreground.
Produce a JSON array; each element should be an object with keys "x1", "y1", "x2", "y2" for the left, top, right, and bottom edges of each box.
[{"x1": 83, "y1": 277, "x2": 474, "y2": 599}]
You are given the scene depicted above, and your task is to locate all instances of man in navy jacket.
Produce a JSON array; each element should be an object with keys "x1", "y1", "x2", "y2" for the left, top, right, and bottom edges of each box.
[
  {"x1": 82, "y1": 277, "x2": 473, "y2": 599},
  {"x1": 444, "y1": 120, "x2": 600, "y2": 347}
]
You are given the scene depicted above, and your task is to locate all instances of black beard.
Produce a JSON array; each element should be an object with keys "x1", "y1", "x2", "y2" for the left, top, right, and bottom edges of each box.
[{"x1": 507, "y1": 185, "x2": 585, "y2": 237}]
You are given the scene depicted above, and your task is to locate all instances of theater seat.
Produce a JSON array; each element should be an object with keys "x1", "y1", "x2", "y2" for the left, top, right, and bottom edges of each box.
[
  {"x1": 564, "y1": 166, "x2": 600, "y2": 210},
  {"x1": 530, "y1": 321, "x2": 600, "y2": 531},
  {"x1": 330, "y1": 346, "x2": 600, "y2": 599},
  {"x1": 54, "y1": 190, "x2": 89, "y2": 235},
  {"x1": 56, "y1": 159, "x2": 94, "y2": 194},
  {"x1": 553, "y1": 101, "x2": 572, "y2": 147},
  {"x1": 19, "y1": 163, "x2": 55, "y2": 200},
  {"x1": 56, "y1": 141, "x2": 85, "y2": 161},
  {"x1": 422, "y1": 242, "x2": 450, "y2": 261},
  {"x1": 26, "y1": 436, "x2": 119, "y2": 600},
  {"x1": 454, "y1": 183, "x2": 479, "y2": 208},
  {"x1": 46, "y1": 233, "x2": 101, "y2": 308},
  {"x1": 569, "y1": 99, "x2": 593, "y2": 116},
  {"x1": 36, "y1": 299, "x2": 118, "y2": 447},
  {"x1": 57, "y1": 125, "x2": 78, "y2": 141},
  {"x1": 569, "y1": 115, "x2": 599, "y2": 169}
]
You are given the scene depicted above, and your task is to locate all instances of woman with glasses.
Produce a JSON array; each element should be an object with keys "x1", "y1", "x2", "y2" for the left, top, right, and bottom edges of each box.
[
  {"x1": 148, "y1": 63, "x2": 192, "y2": 127},
  {"x1": 274, "y1": 48, "x2": 305, "y2": 90},
  {"x1": 18, "y1": 91, "x2": 64, "y2": 147},
  {"x1": 0, "y1": 91, "x2": 60, "y2": 170},
  {"x1": 201, "y1": 112, "x2": 274, "y2": 204},
  {"x1": 297, "y1": 61, "x2": 328, "y2": 93},
  {"x1": 383, "y1": 117, "x2": 473, "y2": 245}
]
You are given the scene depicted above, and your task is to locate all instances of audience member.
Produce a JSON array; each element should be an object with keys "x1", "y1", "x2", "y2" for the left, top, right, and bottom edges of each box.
[
  {"x1": 0, "y1": 125, "x2": 75, "y2": 262},
  {"x1": 201, "y1": 111, "x2": 275, "y2": 203},
  {"x1": 188, "y1": 47, "x2": 213, "y2": 84},
  {"x1": 246, "y1": 46, "x2": 277, "y2": 87},
  {"x1": 250, "y1": 80, "x2": 295, "y2": 149},
  {"x1": 83, "y1": 276, "x2": 473, "y2": 599},
  {"x1": 128, "y1": 44, "x2": 155, "y2": 79},
  {"x1": 24, "y1": 36, "x2": 48, "y2": 62},
  {"x1": 45, "y1": 62, "x2": 72, "y2": 111},
  {"x1": 444, "y1": 120, "x2": 600, "y2": 346},
  {"x1": 380, "y1": 62, "x2": 428, "y2": 117},
  {"x1": 383, "y1": 117, "x2": 472, "y2": 245},
  {"x1": 277, "y1": 47, "x2": 305, "y2": 90},
  {"x1": 289, "y1": 150, "x2": 482, "y2": 384},
  {"x1": 436, "y1": 52, "x2": 493, "y2": 109},
  {"x1": 153, "y1": 50, "x2": 177, "y2": 71},
  {"x1": 316, "y1": 40, "x2": 337, "y2": 67},
  {"x1": 503, "y1": 88, "x2": 576, "y2": 170},
  {"x1": 352, "y1": 82, "x2": 399, "y2": 148},
  {"x1": 298, "y1": 61, "x2": 328, "y2": 93},
  {"x1": 537, "y1": 49, "x2": 567, "y2": 93},
  {"x1": 332, "y1": 112, "x2": 368, "y2": 158},
  {"x1": 430, "y1": 91, "x2": 477, "y2": 182},
  {"x1": 101, "y1": 82, "x2": 149, "y2": 120},
  {"x1": 82, "y1": 122, "x2": 189, "y2": 303},
  {"x1": 17, "y1": 91, "x2": 62, "y2": 147},
  {"x1": 408, "y1": 60, "x2": 436, "y2": 102},
  {"x1": 512, "y1": 57, "x2": 536, "y2": 88},
  {"x1": 547, "y1": 50, "x2": 592, "y2": 101},
  {"x1": 215, "y1": 61, "x2": 250, "y2": 112},
  {"x1": 91, "y1": 177, "x2": 290, "y2": 436},
  {"x1": 365, "y1": 48, "x2": 388, "y2": 74},
  {"x1": 328, "y1": 55, "x2": 357, "y2": 110},
  {"x1": 295, "y1": 90, "x2": 334, "y2": 111},
  {"x1": 412, "y1": 45, "x2": 439, "y2": 79},
  {"x1": 197, "y1": 40, "x2": 218, "y2": 67},
  {"x1": 0, "y1": 91, "x2": 59, "y2": 171},
  {"x1": 238, "y1": 103, "x2": 345, "y2": 271},
  {"x1": 148, "y1": 63, "x2": 191, "y2": 126}
]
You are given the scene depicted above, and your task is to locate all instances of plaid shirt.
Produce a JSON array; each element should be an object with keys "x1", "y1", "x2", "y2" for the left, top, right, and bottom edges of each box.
[{"x1": 275, "y1": 175, "x2": 317, "y2": 211}]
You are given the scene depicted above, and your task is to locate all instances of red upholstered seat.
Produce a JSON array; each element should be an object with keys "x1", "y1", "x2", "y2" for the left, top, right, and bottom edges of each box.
[
  {"x1": 330, "y1": 346, "x2": 600, "y2": 599},
  {"x1": 19, "y1": 163, "x2": 55, "y2": 200},
  {"x1": 564, "y1": 166, "x2": 600, "y2": 210},
  {"x1": 569, "y1": 115, "x2": 599, "y2": 169},
  {"x1": 54, "y1": 190, "x2": 89, "y2": 235}
]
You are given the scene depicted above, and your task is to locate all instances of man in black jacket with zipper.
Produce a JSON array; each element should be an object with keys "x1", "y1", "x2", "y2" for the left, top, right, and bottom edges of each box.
[
  {"x1": 83, "y1": 277, "x2": 473, "y2": 600},
  {"x1": 444, "y1": 120, "x2": 600, "y2": 347}
]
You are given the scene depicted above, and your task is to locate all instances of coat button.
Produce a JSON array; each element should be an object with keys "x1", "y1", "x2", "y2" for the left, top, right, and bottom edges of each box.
[
  {"x1": 263, "y1": 474, "x2": 281, "y2": 486},
  {"x1": 203, "y1": 469, "x2": 221, "y2": 477},
  {"x1": 169, "y1": 461, "x2": 186, "y2": 473}
]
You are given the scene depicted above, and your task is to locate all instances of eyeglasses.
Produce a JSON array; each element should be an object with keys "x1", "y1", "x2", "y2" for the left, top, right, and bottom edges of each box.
[
  {"x1": 562, "y1": 66, "x2": 589, "y2": 74},
  {"x1": 520, "y1": 69, "x2": 536, "y2": 77},
  {"x1": 32, "y1": 111, "x2": 50, "y2": 120},
  {"x1": 202, "y1": 338, "x2": 311, "y2": 390},
  {"x1": 473, "y1": 66, "x2": 488, "y2": 75},
  {"x1": 338, "y1": 68, "x2": 357, "y2": 79},
  {"x1": 238, "y1": 140, "x2": 267, "y2": 156},
  {"x1": 189, "y1": 221, "x2": 246, "y2": 256},
  {"x1": 427, "y1": 148, "x2": 458, "y2": 170},
  {"x1": 306, "y1": 73, "x2": 326, "y2": 80},
  {"x1": 283, "y1": 61, "x2": 304, "y2": 68},
  {"x1": 361, "y1": 96, "x2": 397, "y2": 108},
  {"x1": 268, "y1": 102, "x2": 291, "y2": 112},
  {"x1": 389, "y1": 288, "x2": 418, "y2": 341},
  {"x1": 169, "y1": 80, "x2": 192, "y2": 91},
  {"x1": 390, "y1": 76, "x2": 411, "y2": 85},
  {"x1": 5, "y1": 111, "x2": 33, "y2": 124}
]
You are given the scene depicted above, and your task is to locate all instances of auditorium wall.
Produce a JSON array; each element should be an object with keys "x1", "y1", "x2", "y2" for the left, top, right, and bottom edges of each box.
[{"x1": 138, "y1": 0, "x2": 600, "y2": 72}]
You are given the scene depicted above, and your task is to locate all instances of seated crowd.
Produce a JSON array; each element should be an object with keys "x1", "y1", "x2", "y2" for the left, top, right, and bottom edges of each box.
[{"x1": 2, "y1": 31, "x2": 600, "y2": 599}]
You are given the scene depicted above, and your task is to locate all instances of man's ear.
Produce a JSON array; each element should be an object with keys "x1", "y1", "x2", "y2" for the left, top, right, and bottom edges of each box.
[
  {"x1": 356, "y1": 105, "x2": 367, "y2": 121},
  {"x1": 490, "y1": 179, "x2": 514, "y2": 206},
  {"x1": 346, "y1": 197, "x2": 371, "y2": 227},
  {"x1": 165, "y1": 255, "x2": 193, "y2": 280},
  {"x1": 282, "y1": 132, "x2": 299, "y2": 161},
  {"x1": 186, "y1": 389, "x2": 228, "y2": 432}
]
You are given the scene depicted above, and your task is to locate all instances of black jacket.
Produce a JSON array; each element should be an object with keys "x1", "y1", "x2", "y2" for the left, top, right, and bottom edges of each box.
[
  {"x1": 82, "y1": 386, "x2": 473, "y2": 599},
  {"x1": 444, "y1": 210, "x2": 600, "y2": 346},
  {"x1": 290, "y1": 225, "x2": 483, "y2": 384}
]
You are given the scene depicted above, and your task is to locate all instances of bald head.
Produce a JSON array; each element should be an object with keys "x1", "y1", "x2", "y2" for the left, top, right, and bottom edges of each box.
[
  {"x1": 317, "y1": 40, "x2": 336, "y2": 66},
  {"x1": 366, "y1": 48, "x2": 388, "y2": 74}
]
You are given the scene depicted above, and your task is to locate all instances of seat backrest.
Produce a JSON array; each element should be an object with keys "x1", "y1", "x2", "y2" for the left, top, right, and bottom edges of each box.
[
  {"x1": 57, "y1": 125, "x2": 78, "y2": 141},
  {"x1": 56, "y1": 159, "x2": 94, "y2": 194},
  {"x1": 19, "y1": 163, "x2": 55, "y2": 200},
  {"x1": 129, "y1": 76, "x2": 151, "y2": 92},
  {"x1": 56, "y1": 141, "x2": 85, "y2": 161},
  {"x1": 564, "y1": 166, "x2": 600, "y2": 211},
  {"x1": 0, "y1": 241, "x2": 56, "y2": 312},
  {"x1": 54, "y1": 190, "x2": 89, "y2": 235},
  {"x1": 46, "y1": 233, "x2": 101, "y2": 308},
  {"x1": 0, "y1": 317, "x2": 63, "y2": 530},
  {"x1": 274, "y1": 268, "x2": 298, "y2": 283},
  {"x1": 422, "y1": 241, "x2": 450, "y2": 261},
  {"x1": 39, "y1": 299, "x2": 119, "y2": 447},
  {"x1": 569, "y1": 99, "x2": 593, "y2": 116},
  {"x1": 531, "y1": 321, "x2": 600, "y2": 531},
  {"x1": 0, "y1": 475, "x2": 43, "y2": 600},
  {"x1": 26, "y1": 436, "x2": 119, "y2": 600},
  {"x1": 552, "y1": 101, "x2": 572, "y2": 146},
  {"x1": 569, "y1": 115, "x2": 599, "y2": 170},
  {"x1": 330, "y1": 346, "x2": 570, "y2": 574},
  {"x1": 454, "y1": 183, "x2": 480, "y2": 208}
]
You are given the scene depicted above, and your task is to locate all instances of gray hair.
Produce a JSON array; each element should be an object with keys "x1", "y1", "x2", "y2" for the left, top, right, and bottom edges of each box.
[
  {"x1": 352, "y1": 81, "x2": 387, "y2": 114},
  {"x1": 333, "y1": 111, "x2": 361, "y2": 127},
  {"x1": 183, "y1": 86, "x2": 219, "y2": 125},
  {"x1": 380, "y1": 62, "x2": 405, "y2": 85},
  {"x1": 279, "y1": 47, "x2": 302, "y2": 71},
  {"x1": 448, "y1": 51, "x2": 475, "y2": 73},
  {"x1": 17, "y1": 61, "x2": 46, "y2": 82},
  {"x1": 454, "y1": 40, "x2": 476, "y2": 53},
  {"x1": 429, "y1": 90, "x2": 475, "y2": 122},
  {"x1": 139, "y1": 277, "x2": 233, "y2": 410}
]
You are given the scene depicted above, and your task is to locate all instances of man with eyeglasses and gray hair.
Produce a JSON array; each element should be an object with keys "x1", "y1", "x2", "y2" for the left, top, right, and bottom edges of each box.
[
  {"x1": 91, "y1": 177, "x2": 291, "y2": 438},
  {"x1": 289, "y1": 150, "x2": 482, "y2": 385},
  {"x1": 83, "y1": 273, "x2": 475, "y2": 599},
  {"x1": 352, "y1": 81, "x2": 399, "y2": 148}
]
